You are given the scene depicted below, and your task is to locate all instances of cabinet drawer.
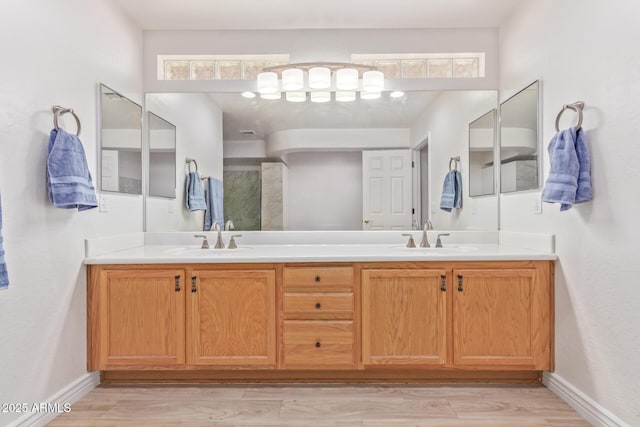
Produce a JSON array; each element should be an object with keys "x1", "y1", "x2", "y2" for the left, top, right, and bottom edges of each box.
[
  {"x1": 282, "y1": 321, "x2": 355, "y2": 369},
  {"x1": 283, "y1": 267, "x2": 353, "y2": 292},
  {"x1": 283, "y1": 293, "x2": 354, "y2": 320}
]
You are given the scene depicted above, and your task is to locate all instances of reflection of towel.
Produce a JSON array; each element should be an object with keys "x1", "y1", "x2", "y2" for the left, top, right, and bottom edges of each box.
[
  {"x1": 204, "y1": 178, "x2": 224, "y2": 231},
  {"x1": 440, "y1": 170, "x2": 462, "y2": 212},
  {"x1": 185, "y1": 172, "x2": 206, "y2": 211},
  {"x1": 47, "y1": 128, "x2": 98, "y2": 211},
  {"x1": 542, "y1": 127, "x2": 592, "y2": 211},
  {"x1": 0, "y1": 193, "x2": 8, "y2": 290}
]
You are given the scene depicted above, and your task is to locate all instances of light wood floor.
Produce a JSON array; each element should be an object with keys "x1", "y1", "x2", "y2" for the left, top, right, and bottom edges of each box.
[{"x1": 47, "y1": 384, "x2": 590, "y2": 427}]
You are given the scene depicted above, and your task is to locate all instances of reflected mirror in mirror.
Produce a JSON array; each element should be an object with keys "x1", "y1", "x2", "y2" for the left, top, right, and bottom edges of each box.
[
  {"x1": 500, "y1": 81, "x2": 540, "y2": 193},
  {"x1": 148, "y1": 112, "x2": 176, "y2": 198},
  {"x1": 469, "y1": 109, "x2": 496, "y2": 197},
  {"x1": 144, "y1": 90, "x2": 498, "y2": 232},
  {"x1": 99, "y1": 84, "x2": 142, "y2": 195}
]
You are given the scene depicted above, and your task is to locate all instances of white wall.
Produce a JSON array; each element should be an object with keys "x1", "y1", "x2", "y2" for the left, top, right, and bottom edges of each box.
[
  {"x1": 223, "y1": 139, "x2": 267, "y2": 158},
  {"x1": 410, "y1": 91, "x2": 498, "y2": 230},
  {"x1": 499, "y1": 1, "x2": 640, "y2": 424},
  {"x1": 143, "y1": 28, "x2": 500, "y2": 93},
  {"x1": 145, "y1": 93, "x2": 224, "y2": 232},
  {"x1": 267, "y1": 128, "x2": 410, "y2": 157},
  {"x1": 287, "y1": 151, "x2": 363, "y2": 230},
  {"x1": 0, "y1": 0, "x2": 143, "y2": 425}
]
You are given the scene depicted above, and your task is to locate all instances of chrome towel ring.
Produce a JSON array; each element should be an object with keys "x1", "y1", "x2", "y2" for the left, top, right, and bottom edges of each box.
[
  {"x1": 555, "y1": 101, "x2": 584, "y2": 132},
  {"x1": 449, "y1": 156, "x2": 460, "y2": 171},
  {"x1": 52, "y1": 105, "x2": 81, "y2": 136},
  {"x1": 186, "y1": 158, "x2": 198, "y2": 173}
]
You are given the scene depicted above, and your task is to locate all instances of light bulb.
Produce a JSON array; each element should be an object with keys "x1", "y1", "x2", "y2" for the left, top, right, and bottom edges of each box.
[
  {"x1": 308, "y1": 67, "x2": 331, "y2": 89},
  {"x1": 282, "y1": 68, "x2": 304, "y2": 91},
  {"x1": 336, "y1": 68, "x2": 359, "y2": 90},
  {"x1": 362, "y1": 70, "x2": 384, "y2": 92},
  {"x1": 257, "y1": 72, "x2": 278, "y2": 94}
]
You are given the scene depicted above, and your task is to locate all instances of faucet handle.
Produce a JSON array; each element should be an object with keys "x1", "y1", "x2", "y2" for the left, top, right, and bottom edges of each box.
[
  {"x1": 402, "y1": 233, "x2": 416, "y2": 248},
  {"x1": 194, "y1": 234, "x2": 210, "y2": 249},
  {"x1": 435, "y1": 233, "x2": 450, "y2": 248},
  {"x1": 227, "y1": 234, "x2": 242, "y2": 249}
]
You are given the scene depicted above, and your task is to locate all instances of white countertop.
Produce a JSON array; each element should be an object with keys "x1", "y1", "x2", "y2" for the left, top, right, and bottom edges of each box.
[{"x1": 84, "y1": 243, "x2": 557, "y2": 264}]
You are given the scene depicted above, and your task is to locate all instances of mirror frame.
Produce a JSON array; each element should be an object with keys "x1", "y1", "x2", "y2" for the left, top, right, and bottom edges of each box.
[
  {"x1": 147, "y1": 111, "x2": 177, "y2": 199},
  {"x1": 498, "y1": 80, "x2": 542, "y2": 194},
  {"x1": 468, "y1": 108, "x2": 497, "y2": 198},
  {"x1": 97, "y1": 82, "x2": 143, "y2": 196}
]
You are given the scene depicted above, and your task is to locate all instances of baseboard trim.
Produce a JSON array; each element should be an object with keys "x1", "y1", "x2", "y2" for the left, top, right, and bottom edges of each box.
[
  {"x1": 9, "y1": 371, "x2": 100, "y2": 427},
  {"x1": 543, "y1": 372, "x2": 629, "y2": 427}
]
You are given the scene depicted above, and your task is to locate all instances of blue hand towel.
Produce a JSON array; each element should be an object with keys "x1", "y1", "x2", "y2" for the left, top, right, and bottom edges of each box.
[
  {"x1": 440, "y1": 170, "x2": 462, "y2": 212},
  {"x1": 0, "y1": 193, "x2": 8, "y2": 290},
  {"x1": 204, "y1": 177, "x2": 224, "y2": 231},
  {"x1": 47, "y1": 128, "x2": 98, "y2": 211},
  {"x1": 185, "y1": 171, "x2": 206, "y2": 211},
  {"x1": 542, "y1": 127, "x2": 592, "y2": 211}
]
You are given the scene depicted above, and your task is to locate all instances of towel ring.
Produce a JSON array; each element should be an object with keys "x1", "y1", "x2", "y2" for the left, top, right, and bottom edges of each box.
[
  {"x1": 52, "y1": 105, "x2": 81, "y2": 136},
  {"x1": 186, "y1": 158, "x2": 198, "y2": 173},
  {"x1": 449, "y1": 157, "x2": 460, "y2": 171},
  {"x1": 555, "y1": 101, "x2": 584, "y2": 132}
]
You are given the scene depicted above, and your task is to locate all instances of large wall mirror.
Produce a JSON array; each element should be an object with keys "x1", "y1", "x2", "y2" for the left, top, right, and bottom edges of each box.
[
  {"x1": 148, "y1": 112, "x2": 176, "y2": 198},
  {"x1": 98, "y1": 83, "x2": 142, "y2": 195},
  {"x1": 499, "y1": 80, "x2": 540, "y2": 193},
  {"x1": 144, "y1": 90, "x2": 498, "y2": 232},
  {"x1": 469, "y1": 109, "x2": 496, "y2": 197}
]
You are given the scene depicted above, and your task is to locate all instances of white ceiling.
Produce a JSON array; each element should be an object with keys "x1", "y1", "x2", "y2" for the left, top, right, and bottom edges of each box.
[
  {"x1": 113, "y1": 0, "x2": 525, "y2": 30},
  {"x1": 208, "y1": 92, "x2": 440, "y2": 141}
]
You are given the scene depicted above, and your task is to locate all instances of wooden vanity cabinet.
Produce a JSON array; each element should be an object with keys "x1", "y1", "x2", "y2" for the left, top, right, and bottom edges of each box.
[
  {"x1": 88, "y1": 269, "x2": 186, "y2": 370},
  {"x1": 361, "y1": 269, "x2": 448, "y2": 367},
  {"x1": 452, "y1": 268, "x2": 552, "y2": 370},
  {"x1": 188, "y1": 269, "x2": 276, "y2": 367}
]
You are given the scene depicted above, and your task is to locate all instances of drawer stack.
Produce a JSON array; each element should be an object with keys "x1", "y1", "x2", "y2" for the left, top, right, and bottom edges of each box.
[{"x1": 281, "y1": 266, "x2": 356, "y2": 369}]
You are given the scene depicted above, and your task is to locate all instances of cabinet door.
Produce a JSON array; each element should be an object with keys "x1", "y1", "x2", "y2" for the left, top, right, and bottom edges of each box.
[
  {"x1": 362, "y1": 269, "x2": 447, "y2": 366},
  {"x1": 188, "y1": 270, "x2": 276, "y2": 367},
  {"x1": 453, "y1": 269, "x2": 551, "y2": 369},
  {"x1": 94, "y1": 269, "x2": 185, "y2": 369}
]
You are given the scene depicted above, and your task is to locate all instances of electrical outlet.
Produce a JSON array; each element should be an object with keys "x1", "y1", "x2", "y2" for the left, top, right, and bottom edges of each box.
[
  {"x1": 99, "y1": 194, "x2": 109, "y2": 213},
  {"x1": 534, "y1": 197, "x2": 543, "y2": 214}
]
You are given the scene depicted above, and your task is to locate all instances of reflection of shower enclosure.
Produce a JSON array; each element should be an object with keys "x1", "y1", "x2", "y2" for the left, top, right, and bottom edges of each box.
[{"x1": 223, "y1": 160, "x2": 287, "y2": 230}]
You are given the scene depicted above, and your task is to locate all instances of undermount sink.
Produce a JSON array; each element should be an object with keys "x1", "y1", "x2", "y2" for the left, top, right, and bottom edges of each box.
[
  {"x1": 391, "y1": 245, "x2": 478, "y2": 252},
  {"x1": 163, "y1": 247, "x2": 252, "y2": 256}
]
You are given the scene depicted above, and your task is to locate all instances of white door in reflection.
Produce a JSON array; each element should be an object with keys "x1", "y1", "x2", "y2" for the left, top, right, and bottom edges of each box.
[{"x1": 362, "y1": 150, "x2": 413, "y2": 230}]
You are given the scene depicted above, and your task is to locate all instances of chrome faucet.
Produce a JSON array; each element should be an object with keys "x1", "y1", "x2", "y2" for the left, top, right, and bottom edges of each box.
[
  {"x1": 212, "y1": 223, "x2": 225, "y2": 249},
  {"x1": 227, "y1": 234, "x2": 242, "y2": 249},
  {"x1": 194, "y1": 234, "x2": 210, "y2": 249},
  {"x1": 225, "y1": 219, "x2": 235, "y2": 231},
  {"x1": 435, "y1": 233, "x2": 450, "y2": 248},
  {"x1": 420, "y1": 219, "x2": 433, "y2": 248},
  {"x1": 402, "y1": 233, "x2": 416, "y2": 248}
]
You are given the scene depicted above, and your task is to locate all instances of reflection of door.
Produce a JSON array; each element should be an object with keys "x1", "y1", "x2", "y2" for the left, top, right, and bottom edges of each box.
[
  {"x1": 101, "y1": 149, "x2": 119, "y2": 192},
  {"x1": 362, "y1": 150, "x2": 412, "y2": 230}
]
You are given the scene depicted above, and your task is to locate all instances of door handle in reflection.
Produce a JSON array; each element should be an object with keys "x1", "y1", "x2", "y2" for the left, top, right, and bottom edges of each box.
[{"x1": 364, "y1": 219, "x2": 370, "y2": 224}]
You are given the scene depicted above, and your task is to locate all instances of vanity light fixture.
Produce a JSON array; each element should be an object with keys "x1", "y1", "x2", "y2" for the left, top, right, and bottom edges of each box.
[
  {"x1": 256, "y1": 62, "x2": 384, "y2": 103},
  {"x1": 241, "y1": 91, "x2": 257, "y2": 99}
]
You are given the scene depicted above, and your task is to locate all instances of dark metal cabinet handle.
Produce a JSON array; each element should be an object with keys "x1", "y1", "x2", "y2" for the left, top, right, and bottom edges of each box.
[
  {"x1": 315, "y1": 302, "x2": 322, "y2": 309},
  {"x1": 191, "y1": 276, "x2": 197, "y2": 293},
  {"x1": 440, "y1": 275, "x2": 446, "y2": 292},
  {"x1": 457, "y1": 275, "x2": 463, "y2": 292},
  {"x1": 175, "y1": 275, "x2": 181, "y2": 292},
  {"x1": 315, "y1": 341, "x2": 321, "y2": 348},
  {"x1": 315, "y1": 275, "x2": 321, "y2": 282}
]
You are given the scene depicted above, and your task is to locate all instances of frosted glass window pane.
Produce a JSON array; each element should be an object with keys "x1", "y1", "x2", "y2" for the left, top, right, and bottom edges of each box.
[
  {"x1": 241, "y1": 61, "x2": 266, "y2": 79},
  {"x1": 453, "y1": 58, "x2": 479, "y2": 78},
  {"x1": 427, "y1": 59, "x2": 452, "y2": 78},
  {"x1": 216, "y1": 61, "x2": 241, "y2": 79},
  {"x1": 374, "y1": 60, "x2": 401, "y2": 78},
  {"x1": 401, "y1": 60, "x2": 426, "y2": 78},
  {"x1": 190, "y1": 61, "x2": 215, "y2": 80},
  {"x1": 164, "y1": 61, "x2": 190, "y2": 80}
]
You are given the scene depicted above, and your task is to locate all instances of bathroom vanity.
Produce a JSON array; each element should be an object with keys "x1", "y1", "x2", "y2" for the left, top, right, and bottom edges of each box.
[{"x1": 85, "y1": 232, "x2": 555, "y2": 383}]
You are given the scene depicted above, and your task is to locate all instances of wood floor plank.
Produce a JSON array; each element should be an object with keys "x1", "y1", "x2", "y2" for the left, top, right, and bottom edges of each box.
[{"x1": 47, "y1": 384, "x2": 589, "y2": 427}]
